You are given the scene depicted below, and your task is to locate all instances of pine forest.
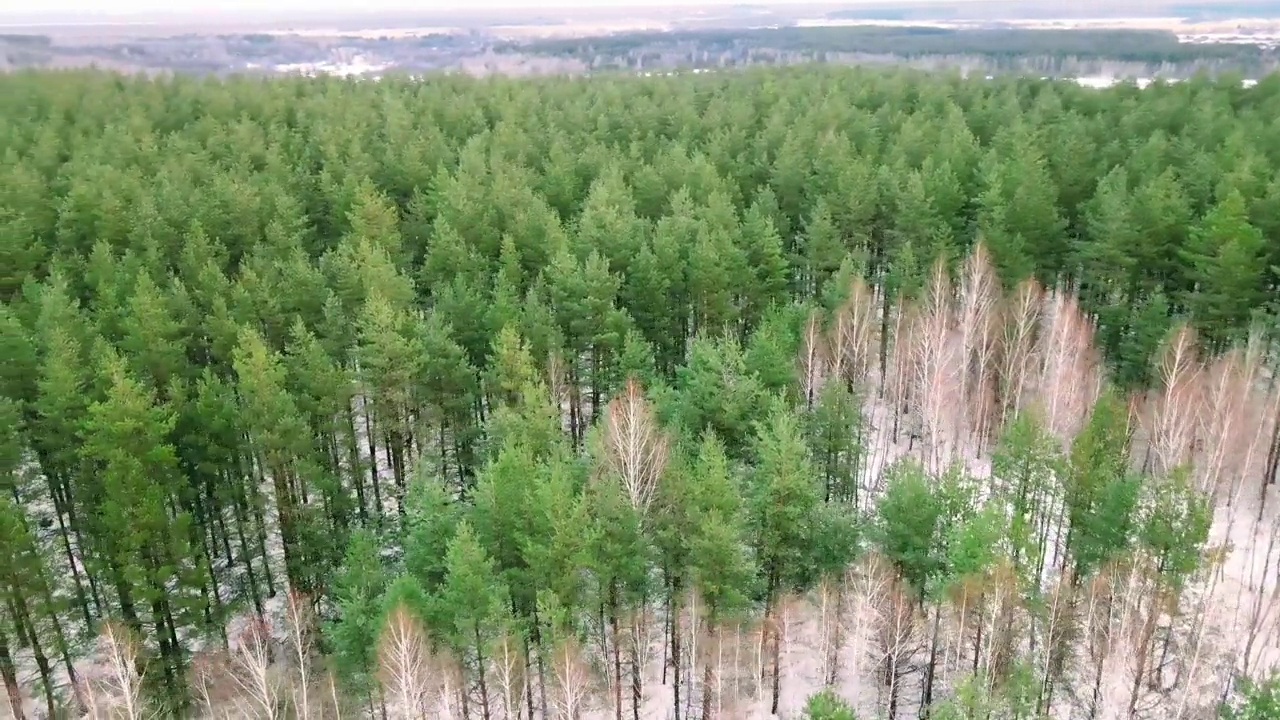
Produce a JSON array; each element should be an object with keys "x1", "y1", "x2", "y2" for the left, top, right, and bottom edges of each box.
[{"x1": 3, "y1": 66, "x2": 1280, "y2": 720}]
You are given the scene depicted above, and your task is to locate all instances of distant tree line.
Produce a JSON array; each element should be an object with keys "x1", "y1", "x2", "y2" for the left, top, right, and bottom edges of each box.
[{"x1": 512, "y1": 26, "x2": 1277, "y2": 67}]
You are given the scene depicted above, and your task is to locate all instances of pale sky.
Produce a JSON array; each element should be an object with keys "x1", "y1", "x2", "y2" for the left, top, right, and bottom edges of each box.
[{"x1": 2, "y1": 0, "x2": 874, "y2": 19}]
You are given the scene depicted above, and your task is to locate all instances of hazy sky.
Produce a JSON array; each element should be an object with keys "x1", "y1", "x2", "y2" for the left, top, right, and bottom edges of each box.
[{"x1": 3, "y1": 0, "x2": 874, "y2": 18}]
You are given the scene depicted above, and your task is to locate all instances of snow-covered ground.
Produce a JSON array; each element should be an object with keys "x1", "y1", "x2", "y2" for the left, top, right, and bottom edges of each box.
[
  {"x1": 274, "y1": 56, "x2": 391, "y2": 77},
  {"x1": 10, "y1": 289, "x2": 1280, "y2": 720}
]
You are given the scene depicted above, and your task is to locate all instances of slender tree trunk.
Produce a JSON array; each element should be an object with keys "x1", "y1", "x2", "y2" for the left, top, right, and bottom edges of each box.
[
  {"x1": 49, "y1": 477, "x2": 95, "y2": 627},
  {"x1": 326, "y1": 431, "x2": 343, "y2": 482},
  {"x1": 109, "y1": 559, "x2": 140, "y2": 633},
  {"x1": 459, "y1": 667, "x2": 472, "y2": 720},
  {"x1": 878, "y1": 294, "x2": 890, "y2": 398},
  {"x1": 972, "y1": 619, "x2": 983, "y2": 675},
  {"x1": 346, "y1": 408, "x2": 368, "y2": 523},
  {"x1": 828, "y1": 581, "x2": 845, "y2": 688},
  {"x1": 388, "y1": 429, "x2": 408, "y2": 522},
  {"x1": 1088, "y1": 653, "x2": 1105, "y2": 720},
  {"x1": 569, "y1": 364, "x2": 583, "y2": 452},
  {"x1": 631, "y1": 646, "x2": 642, "y2": 720},
  {"x1": 162, "y1": 592, "x2": 183, "y2": 683},
  {"x1": 214, "y1": 502, "x2": 234, "y2": 568},
  {"x1": 887, "y1": 651, "x2": 901, "y2": 720},
  {"x1": 591, "y1": 348, "x2": 601, "y2": 427},
  {"x1": 44, "y1": 597, "x2": 82, "y2": 714},
  {"x1": 149, "y1": 592, "x2": 179, "y2": 704},
  {"x1": 1128, "y1": 595, "x2": 1159, "y2": 716},
  {"x1": 662, "y1": 586, "x2": 670, "y2": 687},
  {"x1": 0, "y1": 628, "x2": 25, "y2": 720},
  {"x1": 702, "y1": 661, "x2": 714, "y2": 720},
  {"x1": 382, "y1": 430, "x2": 396, "y2": 495},
  {"x1": 271, "y1": 463, "x2": 302, "y2": 592},
  {"x1": 475, "y1": 627, "x2": 492, "y2": 720},
  {"x1": 1040, "y1": 676, "x2": 1056, "y2": 718},
  {"x1": 244, "y1": 464, "x2": 277, "y2": 598},
  {"x1": 523, "y1": 635, "x2": 536, "y2": 720},
  {"x1": 1260, "y1": 410, "x2": 1280, "y2": 522},
  {"x1": 231, "y1": 476, "x2": 265, "y2": 617},
  {"x1": 439, "y1": 422, "x2": 450, "y2": 489},
  {"x1": 701, "y1": 622, "x2": 716, "y2": 720},
  {"x1": 533, "y1": 606, "x2": 549, "y2": 719},
  {"x1": 1154, "y1": 620, "x2": 1175, "y2": 690},
  {"x1": 210, "y1": 474, "x2": 235, "y2": 568},
  {"x1": 10, "y1": 594, "x2": 54, "y2": 719},
  {"x1": 922, "y1": 602, "x2": 942, "y2": 717},
  {"x1": 1088, "y1": 618, "x2": 1109, "y2": 720},
  {"x1": 770, "y1": 608, "x2": 781, "y2": 716},
  {"x1": 630, "y1": 611, "x2": 642, "y2": 720},
  {"x1": 364, "y1": 408, "x2": 383, "y2": 518},
  {"x1": 611, "y1": 582, "x2": 623, "y2": 720},
  {"x1": 195, "y1": 496, "x2": 225, "y2": 640},
  {"x1": 672, "y1": 590, "x2": 681, "y2": 720}
]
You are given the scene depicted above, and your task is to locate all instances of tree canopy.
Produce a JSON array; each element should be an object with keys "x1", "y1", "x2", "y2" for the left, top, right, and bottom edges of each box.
[{"x1": 0, "y1": 64, "x2": 1276, "y2": 720}]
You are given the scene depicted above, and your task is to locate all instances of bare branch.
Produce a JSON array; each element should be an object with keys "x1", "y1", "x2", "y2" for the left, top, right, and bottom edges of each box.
[
  {"x1": 829, "y1": 274, "x2": 880, "y2": 389},
  {"x1": 550, "y1": 637, "x2": 593, "y2": 720},
  {"x1": 999, "y1": 279, "x2": 1042, "y2": 426},
  {"x1": 92, "y1": 622, "x2": 148, "y2": 720},
  {"x1": 601, "y1": 378, "x2": 669, "y2": 516},
  {"x1": 230, "y1": 616, "x2": 282, "y2": 720},
  {"x1": 798, "y1": 308, "x2": 828, "y2": 408},
  {"x1": 1036, "y1": 287, "x2": 1101, "y2": 446},
  {"x1": 957, "y1": 242, "x2": 1002, "y2": 449},
  {"x1": 283, "y1": 590, "x2": 317, "y2": 720},
  {"x1": 378, "y1": 605, "x2": 435, "y2": 720},
  {"x1": 1149, "y1": 324, "x2": 1203, "y2": 477},
  {"x1": 492, "y1": 628, "x2": 526, "y2": 720},
  {"x1": 912, "y1": 258, "x2": 961, "y2": 472}
]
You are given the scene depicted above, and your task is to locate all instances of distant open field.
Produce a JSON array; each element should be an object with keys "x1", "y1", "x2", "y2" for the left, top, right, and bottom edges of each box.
[
  {"x1": 2, "y1": 0, "x2": 1276, "y2": 78},
  {"x1": 1, "y1": 0, "x2": 1277, "y2": 40}
]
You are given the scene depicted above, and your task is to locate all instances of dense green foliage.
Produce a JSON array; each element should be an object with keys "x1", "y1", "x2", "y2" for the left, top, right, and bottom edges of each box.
[
  {"x1": 1222, "y1": 674, "x2": 1280, "y2": 720},
  {"x1": 0, "y1": 64, "x2": 1276, "y2": 717},
  {"x1": 804, "y1": 688, "x2": 860, "y2": 720}
]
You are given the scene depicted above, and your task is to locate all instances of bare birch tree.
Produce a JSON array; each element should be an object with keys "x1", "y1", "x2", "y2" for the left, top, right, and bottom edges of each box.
[
  {"x1": 84, "y1": 622, "x2": 149, "y2": 720},
  {"x1": 1147, "y1": 325, "x2": 1202, "y2": 477},
  {"x1": 1077, "y1": 560, "x2": 1149, "y2": 720},
  {"x1": 378, "y1": 605, "x2": 436, "y2": 720},
  {"x1": 549, "y1": 637, "x2": 593, "y2": 720},
  {"x1": 700, "y1": 620, "x2": 749, "y2": 720},
  {"x1": 229, "y1": 616, "x2": 283, "y2": 720},
  {"x1": 799, "y1": 308, "x2": 828, "y2": 409},
  {"x1": 888, "y1": 302, "x2": 920, "y2": 449},
  {"x1": 492, "y1": 629, "x2": 527, "y2": 720},
  {"x1": 829, "y1": 275, "x2": 880, "y2": 392},
  {"x1": 1036, "y1": 288, "x2": 1101, "y2": 446},
  {"x1": 626, "y1": 605, "x2": 656, "y2": 720},
  {"x1": 844, "y1": 555, "x2": 891, "y2": 718},
  {"x1": 601, "y1": 379, "x2": 669, "y2": 518},
  {"x1": 773, "y1": 594, "x2": 803, "y2": 718},
  {"x1": 434, "y1": 657, "x2": 464, "y2": 720},
  {"x1": 191, "y1": 649, "x2": 230, "y2": 718},
  {"x1": 877, "y1": 581, "x2": 922, "y2": 720},
  {"x1": 283, "y1": 590, "x2": 317, "y2": 720},
  {"x1": 998, "y1": 279, "x2": 1041, "y2": 426},
  {"x1": 913, "y1": 259, "x2": 961, "y2": 473},
  {"x1": 1036, "y1": 571, "x2": 1078, "y2": 716},
  {"x1": 680, "y1": 589, "x2": 703, "y2": 720},
  {"x1": 817, "y1": 575, "x2": 846, "y2": 689},
  {"x1": 956, "y1": 243, "x2": 1001, "y2": 453}
]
